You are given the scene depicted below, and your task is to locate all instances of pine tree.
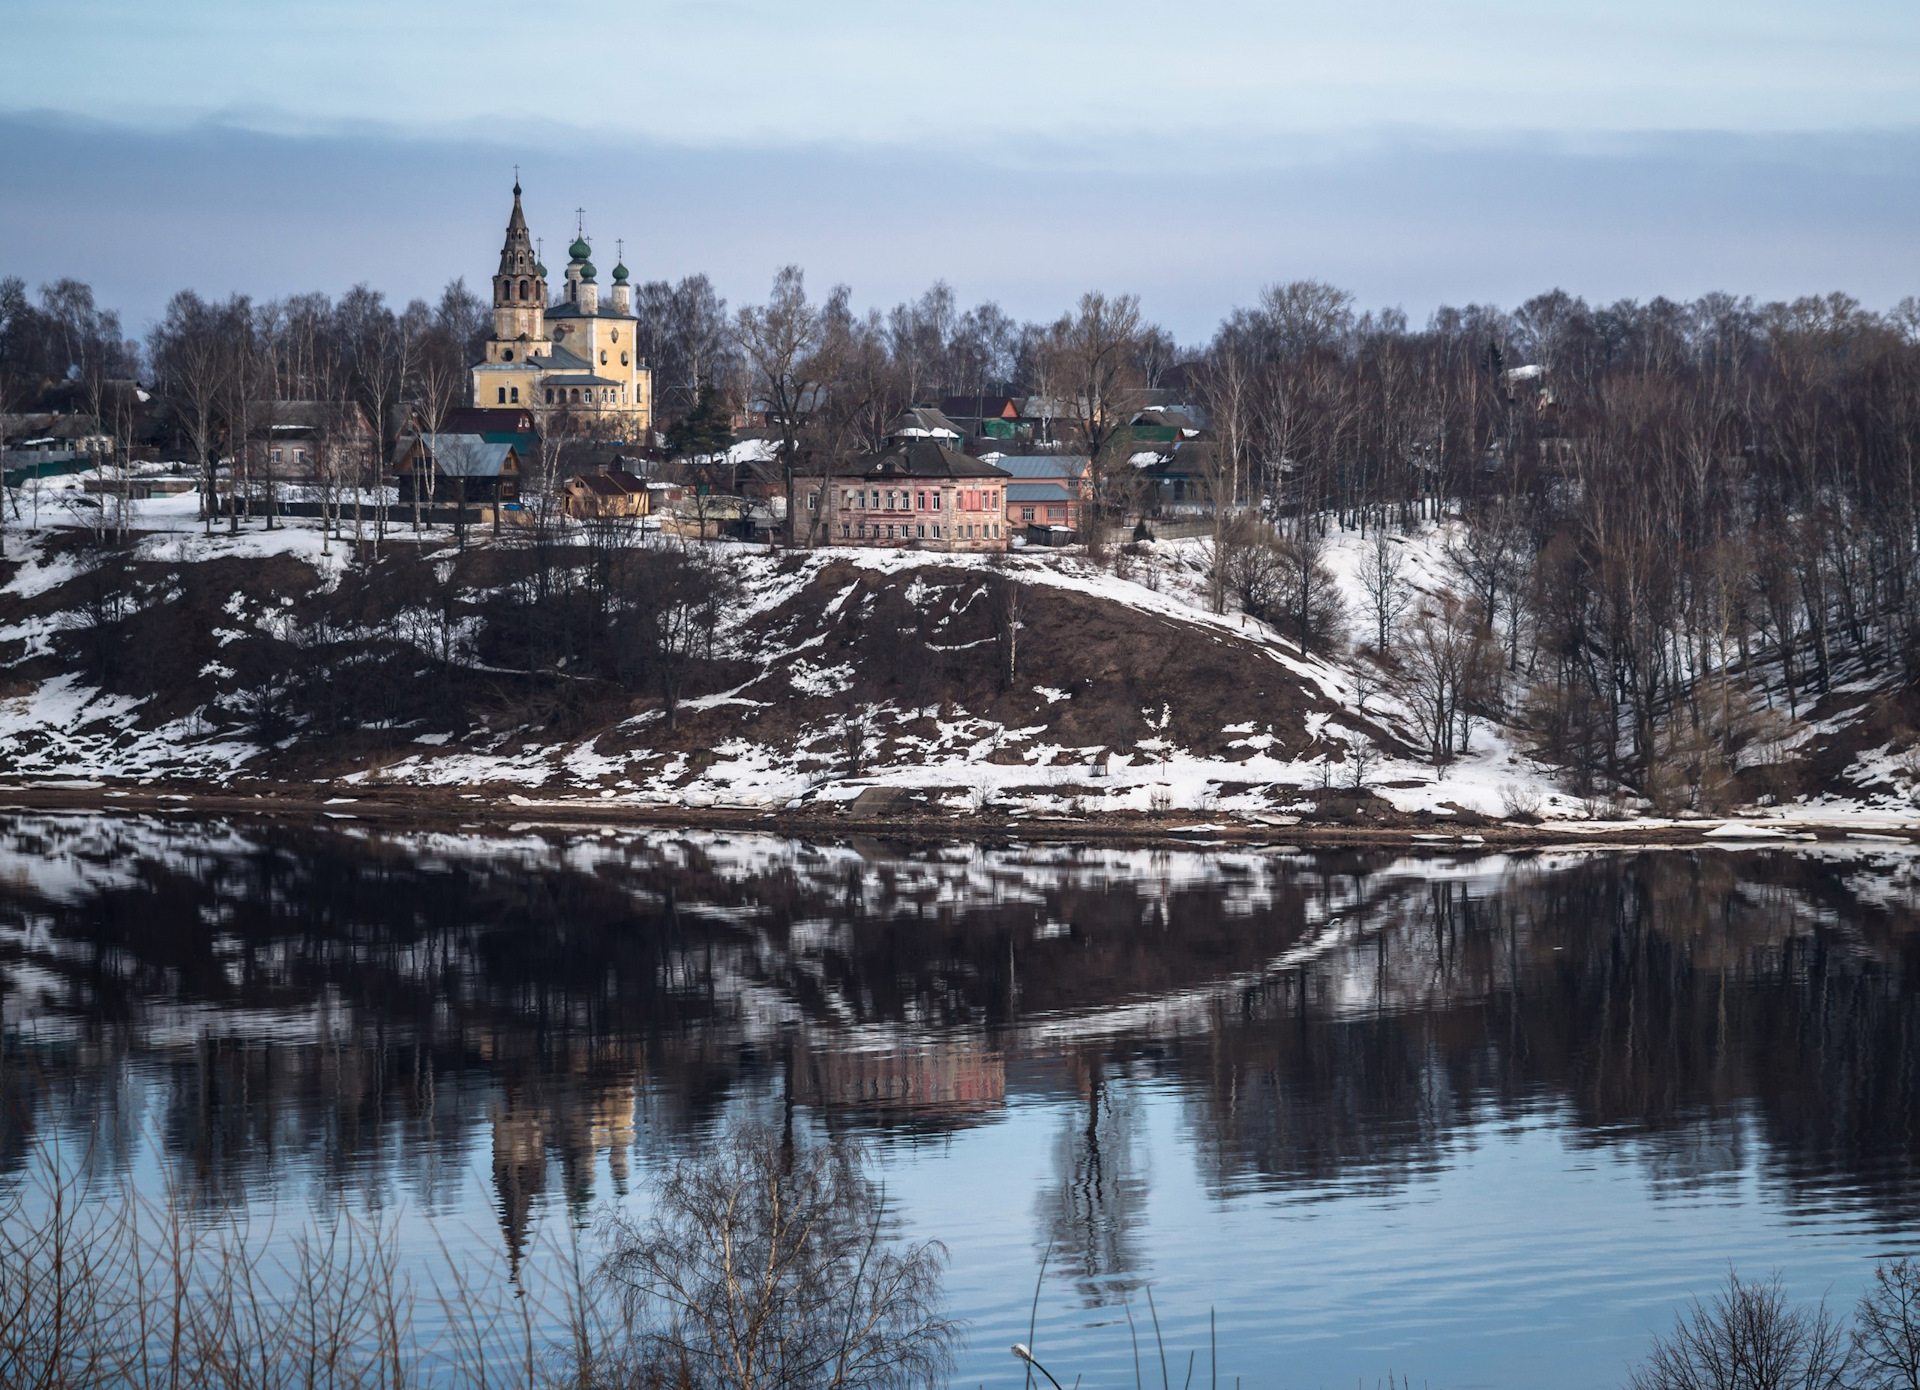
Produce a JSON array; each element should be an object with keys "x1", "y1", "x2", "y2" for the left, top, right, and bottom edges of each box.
[{"x1": 668, "y1": 384, "x2": 734, "y2": 459}]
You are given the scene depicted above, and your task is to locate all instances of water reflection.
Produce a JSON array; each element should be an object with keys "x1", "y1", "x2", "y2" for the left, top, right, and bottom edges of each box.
[{"x1": 4, "y1": 816, "x2": 1920, "y2": 1295}]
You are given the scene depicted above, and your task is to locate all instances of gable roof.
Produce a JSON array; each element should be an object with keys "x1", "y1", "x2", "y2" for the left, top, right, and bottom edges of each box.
[
  {"x1": 994, "y1": 454, "x2": 1091, "y2": 481},
  {"x1": 415, "y1": 434, "x2": 518, "y2": 477},
  {"x1": 887, "y1": 406, "x2": 963, "y2": 441},
  {"x1": 1006, "y1": 482, "x2": 1074, "y2": 503},
  {"x1": 939, "y1": 395, "x2": 1021, "y2": 420},
  {"x1": 838, "y1": 438, "x2": 1010, "y2": 482},
  {"x1": 569, "y1": 469, "x2": 647, "y2": 497},
  {"x1": 444, "y1": 406, "x2": 536, "y2": 435},
  {"x1": 543, "y1": 345, "x2": 595, "y2": 372}
]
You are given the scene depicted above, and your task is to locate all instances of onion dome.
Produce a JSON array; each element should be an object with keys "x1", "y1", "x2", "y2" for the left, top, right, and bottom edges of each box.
[
  {"x1": 568, "y1": 235, "x2": 591, "y2": 260},
  {"x1": 536, "y1": 262, "x2": 548, "y2": 277},
  {"x1": 612, "y1": 262, "x2": 629, "y2": 283},
  {"x1": 578, "y1": 260, "x2": 597, "y2": 281}
]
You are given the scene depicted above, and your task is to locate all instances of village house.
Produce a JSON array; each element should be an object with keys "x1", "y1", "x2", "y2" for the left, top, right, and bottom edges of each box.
[
  {"x1": 800, "y1": 414, "x2": 1012, "y2": 552},
  {"x1": 937, "y1": 395, "x2": 1027, "y2": 443},
  {"x1": 562, "y1": 466, "x2": 650, "y2": 519},
  {"x1": 251, "y1": 401, "x2": 374, "y2": 484},
  {"x1": 392, "y1": 432, "x2": 522, "y2": 504},
  {"x1": 995, "y1": 454, "x2": 1091, "y2": 538}
]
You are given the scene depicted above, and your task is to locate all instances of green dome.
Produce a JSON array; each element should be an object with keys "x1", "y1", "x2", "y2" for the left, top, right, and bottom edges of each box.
[
  {"x1": 578, "y1": 260, "x2": 597, "y2": 281},
  {"x1": 612, "y1": 262, "x2": 629, "y2": 282},
  {"x1": 535, "y1": 262, "x2": 548, "y2": 277},
  {"x1": 568, "y1": 235, "x2": 591, "y2": 260}
]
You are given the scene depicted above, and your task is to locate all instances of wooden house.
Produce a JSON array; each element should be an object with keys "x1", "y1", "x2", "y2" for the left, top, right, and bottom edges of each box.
[
  {"x1": 392, "y1": 432, "x2": 522, "y2": 503},
  {"x1": 562, "y1": 467, "x2": 651, "y2": 519}
]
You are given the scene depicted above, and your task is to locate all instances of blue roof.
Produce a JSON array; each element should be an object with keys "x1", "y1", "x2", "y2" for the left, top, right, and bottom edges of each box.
[
  {"x1": 996, "y1": 455, "x2": 1089, "y2": 480},
  {"x1": 429, "y1": 435, "x2": 517, "y2": 477},
  {"x1": 1007, "y1": 482, "x2": 1072, "y2": 503}
]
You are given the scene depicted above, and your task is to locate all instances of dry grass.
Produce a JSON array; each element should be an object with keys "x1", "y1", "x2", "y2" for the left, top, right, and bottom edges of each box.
[{"x1": 0, "y1": 1120, "x2": 955, "y2": 1390}]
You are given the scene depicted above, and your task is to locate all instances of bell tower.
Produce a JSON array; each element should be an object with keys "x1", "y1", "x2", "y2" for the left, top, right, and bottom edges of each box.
[{"x1": 490, "y1": 178, "x2": 546, "y2": 353}]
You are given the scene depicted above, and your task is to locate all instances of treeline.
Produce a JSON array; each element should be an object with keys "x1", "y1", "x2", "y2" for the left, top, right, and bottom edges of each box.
[
  {"x1": 6, "y1": 265, "x2": 1920, "y2": 805},
  {"x1": 1185, "y1": 284, "x2": 1920, "y2": 807}
]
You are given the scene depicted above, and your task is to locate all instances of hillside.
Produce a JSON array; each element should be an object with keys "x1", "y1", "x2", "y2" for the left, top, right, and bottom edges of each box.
[{"x1": 3, "y1": 503, "x2": 1918, "y2": 836}]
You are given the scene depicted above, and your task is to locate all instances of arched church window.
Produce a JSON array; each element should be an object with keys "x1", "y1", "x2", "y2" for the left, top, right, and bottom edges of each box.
[
  {"x1": 571, "y1": 388, "x2": 580, "y2": 403},
  {"x1": 620, "y1": 351, "x2": 629, "y2": 366},
  {"x1": 518, "y1": 279, "x2": 528, "y2": 300},
  {"x1": 503, "y1": 349, "x2": 514, "y2": 361},
  {"x1": 611, "y1": 328, "x2": 619, "y2": 342},
  {"x1": 545, "y1": 389, "x2": 554, "y2": 404},
  {"x1": 510, "y1": 387, "x2": 520, "y2": 403},
  {"x1": 600, "y1": 350, "x2": 608, "y2": 364}
]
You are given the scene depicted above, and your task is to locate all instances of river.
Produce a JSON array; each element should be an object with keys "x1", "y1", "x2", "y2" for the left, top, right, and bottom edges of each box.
[{"x1": 3, "y1": 814, "x2": 1918, "y2": 1388}]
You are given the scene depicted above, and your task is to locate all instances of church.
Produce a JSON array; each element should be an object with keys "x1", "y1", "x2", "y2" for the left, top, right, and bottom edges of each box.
[{"x1": 469, "y1": 182, "x2": 654, "y2": 438}]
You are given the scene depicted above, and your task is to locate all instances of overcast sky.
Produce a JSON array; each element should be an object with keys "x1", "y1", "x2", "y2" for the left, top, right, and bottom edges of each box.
[{"x1": 4, "y1": 0, "x2": 1917, "y2": 340}]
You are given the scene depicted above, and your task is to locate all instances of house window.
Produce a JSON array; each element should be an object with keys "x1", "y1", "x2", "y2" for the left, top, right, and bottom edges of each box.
[
  {"x1": 270, "y1": 448, "x2": 282, "y2": 464},
  {"x1": 931, "y1": 524, "x2": 940, "y2": 538},
  {"x1": 844, "y1": 491, "x2": 854, "y2": 508},
  {"x1": 807, "y1": 491, "x2": 817, "y2": 511},
  {"x1": 917, "y1": 524, "x2": 925, "y2": 538},
  {"x1": 295, "y1": 448, "x2": 307, "y2": 465},
  {"x1": 1048, "y1": 505, "x2": 1064, "y2": 520},
  {"x1": 1022, "y1": 507, "x2": 1035, "y2": 521},
  {"x1": 842, "y1": 523, "x2": 850, "y2": 537}
]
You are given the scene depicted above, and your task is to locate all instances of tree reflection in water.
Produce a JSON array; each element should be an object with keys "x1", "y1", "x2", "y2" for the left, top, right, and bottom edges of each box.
[
  {"x1": 3, "y1": 815, "x2": 1920, "y2": 1277},
  {"x1": 1039, "y1": 1055, "x2": 1149, "y2": 1305}
]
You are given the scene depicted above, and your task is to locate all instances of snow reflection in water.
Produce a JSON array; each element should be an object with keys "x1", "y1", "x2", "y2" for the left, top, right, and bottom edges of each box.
[{"x1": 4, "y1": 813, "x2": 1920, "y2": 1389}]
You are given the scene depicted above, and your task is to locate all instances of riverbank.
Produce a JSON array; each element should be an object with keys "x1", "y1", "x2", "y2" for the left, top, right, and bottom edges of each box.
[{"x1": 4, "y1": 777, "x2": 1915, "y2": 848}]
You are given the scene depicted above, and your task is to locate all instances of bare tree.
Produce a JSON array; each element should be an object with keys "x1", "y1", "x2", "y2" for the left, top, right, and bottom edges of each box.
[
  {"x1": 1855, "y1": 1259, "x2": 1920, "y2": 1390},
  {"x1": 1043, "y1": 291, "x2": 1145, "y2": 554},
  {"x1": 987, "y1": 562, "x2": 1025, "y2": 691},
  {"x1": 1194, "y1": 342, "x2": 1256, "y2": 612},
  {"x1": 149, "y1": 290, "x2": 227, "y2": 536},
  {"x1": 1357, "y1": 524, "x2": 1411, "y2": 653},
  {"x1": 1390, "y1": 590, "x2": 1500, "y2": 765},
  {"x1": 1273, "y1": 528, "x2": 1346, "y2": 653},
  {"x1": 1629, "y1": 1268, "x2": 1850, "y2": 1390},
  {"x1": 597, "y1": 1120, "x2": 957, "y2": 1390},
  {"x1": 735, "y1": 266, "x2": 825, "y2": 546}
]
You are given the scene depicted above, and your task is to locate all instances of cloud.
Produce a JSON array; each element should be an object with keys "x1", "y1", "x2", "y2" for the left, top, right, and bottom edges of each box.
[
  {"x1": 9, "y1": 0, "x2": 1920, "y2": 146},
  {"x1": 1, "y1": 114, "x2": 1914, "y2": 343}
]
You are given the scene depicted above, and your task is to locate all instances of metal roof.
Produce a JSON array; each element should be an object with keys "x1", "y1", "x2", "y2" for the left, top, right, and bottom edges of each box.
[
  {"x1": 996, "y1": 455, "x2": 1090, "y2": 480},
  {"x1": 1007, "y1": 482, "x2": 1072, "y2": 503},
  {"x1": 424, "y1": 435, "x2": 517, "y2": 477}
]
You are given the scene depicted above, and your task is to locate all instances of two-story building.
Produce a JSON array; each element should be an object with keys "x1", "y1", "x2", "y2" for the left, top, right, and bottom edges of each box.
[
  {"x1": 801, "y1": 416, "x2": 1012, "y2": 552},
  {"x1": 994, "y1": 454, "x2": 1091, "y2": 537}
]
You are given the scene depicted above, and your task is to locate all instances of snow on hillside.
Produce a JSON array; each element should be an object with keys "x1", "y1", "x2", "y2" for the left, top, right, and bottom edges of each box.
[{"x1": 1, "y1": 499, "x2": 1916, "y2": 833}]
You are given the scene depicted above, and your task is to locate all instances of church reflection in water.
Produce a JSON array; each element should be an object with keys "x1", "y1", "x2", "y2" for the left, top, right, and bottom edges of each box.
[{"x1": 6, "y1": 815, "x2": 1920, "y2": 1271}]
